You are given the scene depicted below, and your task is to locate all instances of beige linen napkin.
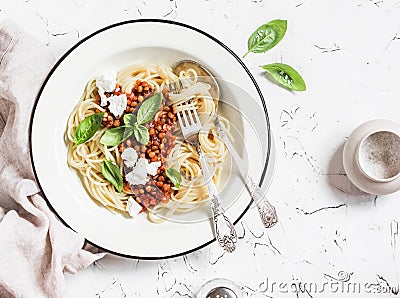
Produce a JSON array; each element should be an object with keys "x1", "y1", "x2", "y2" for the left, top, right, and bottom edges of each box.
[{"x1": 0, "y1": 20, "x2": 106, "y2": 298}]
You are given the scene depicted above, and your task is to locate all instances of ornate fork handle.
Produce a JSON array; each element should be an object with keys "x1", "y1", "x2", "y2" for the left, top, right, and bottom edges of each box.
[
  {"x1": 193, "y1": 140, "x2": 237, "y2": 253},
  {"x1": 214, "y1": 117, "x2": 278, "y2": 228}
]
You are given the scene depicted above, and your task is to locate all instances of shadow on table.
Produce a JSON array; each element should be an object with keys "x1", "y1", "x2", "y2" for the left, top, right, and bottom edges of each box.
[{"x1": 327, "y1": 142, "x2": 375, "y2": 200}]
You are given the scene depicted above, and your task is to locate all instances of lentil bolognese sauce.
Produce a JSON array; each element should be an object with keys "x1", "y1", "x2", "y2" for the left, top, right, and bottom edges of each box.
[
  {"x1": 122, "y1": 87, "x2": 177, "y2": 209},
  {"x1": 66, "y1": 63, "x2": 231, "y2": 223}
]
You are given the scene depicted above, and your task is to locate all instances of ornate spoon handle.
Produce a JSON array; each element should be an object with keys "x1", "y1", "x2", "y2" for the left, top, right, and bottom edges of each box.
[
  {"x1": 245, "y1": 176, "x2": 278, "y2": 228},
  {"x1": 214, "y1": 117, "x2": 278, "y2": 228},
  {"x1": 194, "y1": 140, "x2": 237, "y2": 253}
]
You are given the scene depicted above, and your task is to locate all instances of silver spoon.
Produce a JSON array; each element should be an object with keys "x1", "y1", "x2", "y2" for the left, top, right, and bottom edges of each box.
[{"x1": 173, "y1": 60, "x2": 278, "y2": 228}]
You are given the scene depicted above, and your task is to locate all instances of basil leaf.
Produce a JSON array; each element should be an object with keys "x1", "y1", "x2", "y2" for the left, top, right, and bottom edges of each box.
[
  {"x1": 136, "y1": 92, "x2": 162, "y2": 124},
  {"x1": 123, "y1": 113, "x2": 137, "y2": 126},
  {"x1": 166, "y1": 168, "x2": 182, "y2": 189},
  {"x1": 73, "y1": 112, "x2": 104, "y2": 147},
  {"x1": 101, "y1": 160, "x2": 123, "y2": 192},
  {"x1": 100, "y1": 126, "x2": 134, "y2": 146},
  {"x1": 133, "y1": 124, "x2": 150, "y2": 145},
  {"x1": 260, "y1": 63, "x2": 306, "y2": 91},
  {"x1": 243, "y1": 19, "x2": 287, "y2": 58}
]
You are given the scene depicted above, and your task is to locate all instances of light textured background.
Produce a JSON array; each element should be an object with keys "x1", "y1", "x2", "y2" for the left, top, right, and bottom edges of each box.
[{"x1": 2, "y1": 0, "x2": 400, "y2": 297}]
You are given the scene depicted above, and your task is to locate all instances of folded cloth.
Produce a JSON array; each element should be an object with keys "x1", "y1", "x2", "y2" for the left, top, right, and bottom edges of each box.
[{"x1": 0, "y1": 20, "x2": 106, "y2": 298}]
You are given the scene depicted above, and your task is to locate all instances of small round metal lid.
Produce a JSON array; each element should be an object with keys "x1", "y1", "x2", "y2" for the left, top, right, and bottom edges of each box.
[
  {"x1": 207, "y1": 286, "x2": 238, "y2": 298},
  {"x1": 197, "y1": 278, "x2": 242, "y2": 298}
]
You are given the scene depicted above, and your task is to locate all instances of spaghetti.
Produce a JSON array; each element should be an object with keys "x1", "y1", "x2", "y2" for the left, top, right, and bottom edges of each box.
[{"x1": 66, "y1": 63, "x2": 231, "y2": 223}]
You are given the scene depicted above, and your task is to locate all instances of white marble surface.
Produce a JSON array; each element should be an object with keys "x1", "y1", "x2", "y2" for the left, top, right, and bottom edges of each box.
[{"x1": 3, "y1": 0, "x2": 400, "y2": 297}]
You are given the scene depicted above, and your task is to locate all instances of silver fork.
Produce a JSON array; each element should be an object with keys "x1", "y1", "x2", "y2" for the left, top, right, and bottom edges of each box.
[{"x1": 170, "y1": 83, "x2": 237, "y2": 253}]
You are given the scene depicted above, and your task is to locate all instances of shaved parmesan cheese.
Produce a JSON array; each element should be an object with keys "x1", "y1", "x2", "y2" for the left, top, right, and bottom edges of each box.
[
  {"x1": 135, "y1": 158, "x2": 149, "y2": 177},
  {"x1": 121, "y1": 148, "x2": 138, "y2": 168},
  {"x1": 125, "y1": 158, "x2": 149, "y2": 186},
  {"x1": 169, "y1": 82, "x2": 211, "y2": 106},
  {"x1": 98, "y1": 87, "x2": 108, "y2": 107},
  {"x1": 96, "y1": 72, "x2": 117, "y2": 107},
  {"x1": 126, "y1": 197, "x2": 142, "y2": 218},
  {"x1": 126, "y1": 170, "x2": 148, "y2": 186},
  {"x1": 147, "y1": 161, "x2": 161, "y2": 176},
  {"x1": 108, "y1": 94, "x2": 127, "y2": 117},
  {"x1": 123, "y1": 151, "x2": 162, "y2": 186},
  {"x1": 96, "y1": 72, "x2": 117, "y2": 92}
]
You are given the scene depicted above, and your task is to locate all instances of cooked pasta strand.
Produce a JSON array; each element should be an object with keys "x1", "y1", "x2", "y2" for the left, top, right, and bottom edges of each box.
[{"x1": 66, "y1": 64, "x2": 231, "y2": 223}]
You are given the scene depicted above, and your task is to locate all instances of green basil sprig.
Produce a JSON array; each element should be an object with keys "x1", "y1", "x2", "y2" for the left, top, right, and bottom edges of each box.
[
  {"x1": 123, "y1": 113, "x2": 137, "y2": 126},
  {"x1": 101, "y1": 160, "x2": 123, "y2": 192},
  {"x1": 100, "y1": 126, "x2": 134, "y2": 146},
  {"x1": 132, "y1": 91, "x2": 162, "y2": 144},
  {"x1": 136, "y1": 92, "x2": 162, "y2": 124},
  {"x1": 243, "y1": 19, "x2": 287, "y2": 58},
  {"x1": 73, "y1": 112, "x2": 104, "y2": 147},
  {"x1": 133, "y1": 124, "x2": 150, "y2": 145},
  {"x1": 166, "y1": 168, "x2": 182, "y2": 189},
  {"x1": 100, "y1": 92, "x2": 163, "y2": 146},
  {"x1": 242, "y1": 20, "x2": 306, "y2": 92},
  {"x1": 260, "y1": 63, "x2": 306, "y2": 91}
]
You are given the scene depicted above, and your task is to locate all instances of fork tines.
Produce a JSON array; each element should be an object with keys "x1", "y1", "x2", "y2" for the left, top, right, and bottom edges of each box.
[
  {"x1": 169, "y1": 79, "x2": 202, "y2": 138},
  {"x1": 177, "y1": 108, "x2": 200, "y2": 127},
  {"x1": 177, "y1": 107, "x2": 202, "y2": 139},
  {"x1": 168, "y1": 79, "x2": 184, "y2": 94}
]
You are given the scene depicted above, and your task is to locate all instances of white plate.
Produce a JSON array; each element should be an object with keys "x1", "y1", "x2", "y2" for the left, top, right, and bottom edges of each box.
[{"x1": 30, "y1": 20, "x2": 271, "y2": 259}]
